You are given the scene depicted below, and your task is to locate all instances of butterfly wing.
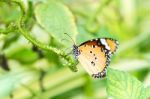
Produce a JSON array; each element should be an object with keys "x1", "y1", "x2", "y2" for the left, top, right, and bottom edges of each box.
[
  {"x1": 105, "y1": 38, "x2": 119, "y2": 53},
  {"x1": 77, "y1": 38, "x2": 118, "y2": 78}
]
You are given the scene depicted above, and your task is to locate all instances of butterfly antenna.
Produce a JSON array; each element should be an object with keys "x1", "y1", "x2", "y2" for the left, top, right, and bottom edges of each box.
[{"x1": 64, "y1": 33, "x2": 75, "y2": 44}]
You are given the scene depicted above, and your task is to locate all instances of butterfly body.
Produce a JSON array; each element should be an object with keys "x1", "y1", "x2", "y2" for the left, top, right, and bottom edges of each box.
[{"x1": 73, "y1": 38, "x2": 118, "y2": 78}]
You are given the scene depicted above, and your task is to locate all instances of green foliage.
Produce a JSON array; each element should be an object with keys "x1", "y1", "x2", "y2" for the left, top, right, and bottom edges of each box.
[
  {"x1": 0, "y1": 69, "x2": 38, "y2": 99},
  {"x1": 0, "y1": 0, "x2": 150, "y2": 99},
  {"x1": 35, "y1": 1, "x2": 78, "y2": 47},
  {"x1": 107, "y1": 68, "x2": 150, "y2": 99},
  {"x1": 0, "y1": 2, "x2": 20, "y2": 23}
]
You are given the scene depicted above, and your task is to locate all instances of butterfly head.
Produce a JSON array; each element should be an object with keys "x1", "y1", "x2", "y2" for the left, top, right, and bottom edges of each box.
[
  {"x1": 63, "y1": 33, "x2": 80, "y2": 59},
  {"x1": 73, "y1": 44, "x2": 80, "y2": 59}
]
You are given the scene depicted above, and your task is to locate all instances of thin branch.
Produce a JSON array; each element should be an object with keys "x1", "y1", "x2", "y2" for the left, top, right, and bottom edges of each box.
[{"x1": 12, "y1": 0, "x2": 77, "y2": 71}]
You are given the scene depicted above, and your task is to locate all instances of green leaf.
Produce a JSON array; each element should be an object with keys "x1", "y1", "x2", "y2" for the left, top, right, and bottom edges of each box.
[
  {"x1": 140, "y1": 86, "x2": 150, "y2": 99},
  {"x1": 0, "y1": 70, "x2": 36, "y2": 99},
  {"x1": 76, "y1": 25, "x2": 94, "y2": 44},
  {"x1": 6, "y1": 47, "x2": 38, "y2": 64},
  {"x1": 106, "y1": 68, "x2": 147, "y2": 99},
  {"x1": 35, "y1": 1, "x2": 78, "y2": 47},
  {"x1": 0, "y1": 2, "x2": 20, "y2": 23}
]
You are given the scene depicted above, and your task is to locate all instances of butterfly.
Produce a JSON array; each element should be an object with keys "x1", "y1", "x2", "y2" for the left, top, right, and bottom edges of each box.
[{"x1": 72, "y1": 38, "x2": 119, "y2": 78}]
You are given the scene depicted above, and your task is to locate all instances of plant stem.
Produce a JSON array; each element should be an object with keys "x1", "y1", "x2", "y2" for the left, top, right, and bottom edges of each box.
[
  {"x1": 0, "y1": 28, "x2": 13, "y2": 34},
  {"x1": 11, "y1": 0, "x2": 26, "y2": 15},
  {"x1": 0, "y1": 0, "x2": 77, "y2": 71},
  {"x1": 0, "y1": 22, "x2": 18, "y2": 35},
  {"x1": 12, "y1": 0, "x2": 77, "y2": 71}
]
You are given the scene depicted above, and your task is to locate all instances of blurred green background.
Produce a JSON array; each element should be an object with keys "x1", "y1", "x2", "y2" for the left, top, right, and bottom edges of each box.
[{"x1": 0, "y1": 0, "x2": 150, "y2": 99}]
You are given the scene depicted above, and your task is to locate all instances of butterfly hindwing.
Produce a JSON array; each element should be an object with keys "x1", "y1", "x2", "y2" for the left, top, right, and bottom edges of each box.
[{"x1": 76, "y1": 38, "x2": 118, "y2": 78}]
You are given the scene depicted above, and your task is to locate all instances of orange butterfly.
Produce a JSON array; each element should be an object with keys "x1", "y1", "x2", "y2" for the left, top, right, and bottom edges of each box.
[{"x1": 72, "y1": 38, "x2": 118, "y2": 78}]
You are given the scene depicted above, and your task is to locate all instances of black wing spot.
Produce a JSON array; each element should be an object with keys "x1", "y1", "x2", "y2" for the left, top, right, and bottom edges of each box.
[
  {"x1": 95, "y1": 57, "x2": 98, "y2": 62},
  {"x1": 90, "y1": 51, "x2": 92, "y2": 53},
  {"x1": 92, "y1": 45, "x2": 96, "y2": 48},
  {"x1": 93, "y1": 54, "x2": 95, "y2": 56},
  {"x1": 91, "y1": 61, "x2": 95, "y2": 66}
]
